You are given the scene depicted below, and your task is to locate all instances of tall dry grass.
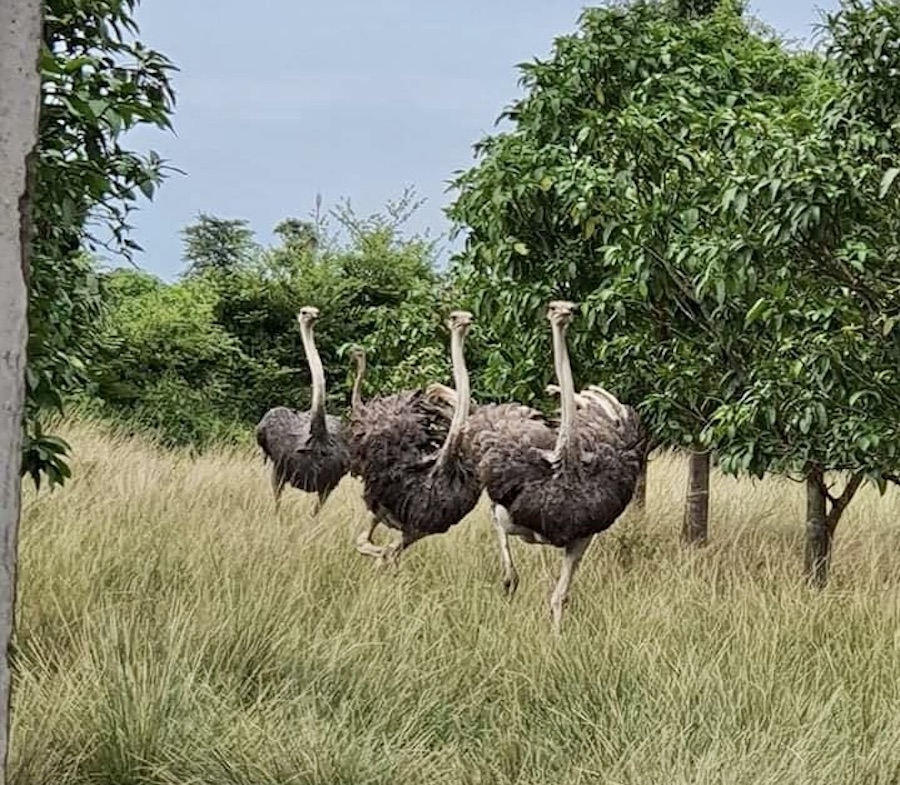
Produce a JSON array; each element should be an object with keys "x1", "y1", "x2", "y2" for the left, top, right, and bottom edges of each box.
[{"x1": 10, "y1": 421, "x2": 900, "y2": 784}]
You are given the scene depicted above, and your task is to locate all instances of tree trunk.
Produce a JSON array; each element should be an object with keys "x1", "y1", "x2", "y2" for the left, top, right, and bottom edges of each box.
[
  {"x1": 0, "y1": 1, "x2": 42, "y2": 781},
  {"x1": 804, "y1": 468, "x2": 863, "y2": 589},
  {"x1": 681, "y1": 450, "x2": 710, "y2": 546},
  {"x1": 804, "y1": 467, "x2": 829, "y2": 588}
]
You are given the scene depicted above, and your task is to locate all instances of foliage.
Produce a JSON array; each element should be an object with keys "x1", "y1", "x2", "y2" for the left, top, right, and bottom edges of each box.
[
  {"x1": 88, "y1": 194, "x2": 452, "y2": 447},
  {"x1": 89, "y1": 270, "x2": 248, "y2": 448},
  {"x1": 26, "y1": 0, "x2": 176, "y2": 487},
  {"x1": 181, "y1": 214, "x2": 259, "y2": 277},
  {"x1": 447, "y1": 0, "x2": 900, "y2": 491}
]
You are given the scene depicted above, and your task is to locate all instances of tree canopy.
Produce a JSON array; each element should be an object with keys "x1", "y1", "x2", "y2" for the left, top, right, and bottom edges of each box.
[
  {"x1": 26, "y1": 0, "x2": 176, "y2": 487},
  {"x1": 445, "y1": 0, "x2": 900, "y2": 582}
]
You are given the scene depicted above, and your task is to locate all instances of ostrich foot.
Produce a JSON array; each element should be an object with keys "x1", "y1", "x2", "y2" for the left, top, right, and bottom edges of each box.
[
  {"x1": 374, "y1": 541, "x2": 403, "y2": 574},
  {"x1": 375, "y1": 531, "x2": 423, "y2": 572},
  {"x1": 355, "y1": 514, "x2": 386, "y2": 560},
  {"x1": 502, "y1": 571, "x2": 519, "y2": 598}
]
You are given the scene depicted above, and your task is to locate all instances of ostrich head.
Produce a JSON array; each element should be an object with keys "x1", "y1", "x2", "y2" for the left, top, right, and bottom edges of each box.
[
  {"x1": 448, "y1": 310, "x2": 474, "y2": 333},
  {"x1": 348, "y1": 345, "x2": 366, "y2": 361},
  {"x1": 547, "y1": 300, "x2": 576, "y2": 328},
  {"x1": 297, "y1": 306, "x2": 320, "y2": 326}
]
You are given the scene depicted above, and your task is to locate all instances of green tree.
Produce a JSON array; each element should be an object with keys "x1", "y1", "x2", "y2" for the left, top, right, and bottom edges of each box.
[
  {"x1": 702, "y1": 0, "x2": 900, "y2": 584},
  {"x1": 449, "y1": 0, "x2": 807, "y2": 533},
  {"x1": 447, "y1": 0, "x2": 900, "y2": 583},
  {"x1": 213, "y1": 193, "x2": 448, "y2": 420},
  {"x1": 92, "y1": 269, "x2": 248, "y2": 447},
  {"x1": 181, "y1": 213, "x2": 259, "y2": 277},
  {"x1": 26, "y1": 0, "x2": 176, "y2": 487},
  {"x1": 274, "y1": 218, "x2": 319, "y2": 255},
  {"x1": 91, "y1": 193, "x2": 451, "y2": 447}
]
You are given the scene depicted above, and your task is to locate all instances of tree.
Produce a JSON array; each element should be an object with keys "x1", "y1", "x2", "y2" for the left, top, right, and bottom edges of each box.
[
  {"x1": 181, "y1": 213, "x2": 258, "y2": 277},
  {"x1": 91, "y1": 269, "x2": 248, "y2": 448},
  {"x1": 447, "y1": 0, "x2": 900, "y2": 583},
  {"x1": 27, "y1": 0, "x2": 176, "y2": 487},
  {"x1": 701, "y1": 0, "x2": 900, "y2": 585},
  {"x1": 274, "y1": 218, "x2": 319, "y2": 255},
  {"x1": 89, "y1": 194, "x2": 452, "y2": 448},
  {"x1": 448, "y1": 0, "x2": 810, "y2": 539},
  {"x1": 0, "y1": 0, "x2": 42, "y2": 780}
]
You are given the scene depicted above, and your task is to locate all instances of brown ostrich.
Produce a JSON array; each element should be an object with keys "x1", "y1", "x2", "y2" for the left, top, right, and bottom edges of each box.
[
  {"x1": 255, "y1": 306, "x2": 349, "y2": 515},
  {"x1": 457, "y1": 301, "x2": 647, "y2": 632},
  {"x1": 347, "y1": 310, "x2": 480, "y2": 564}
]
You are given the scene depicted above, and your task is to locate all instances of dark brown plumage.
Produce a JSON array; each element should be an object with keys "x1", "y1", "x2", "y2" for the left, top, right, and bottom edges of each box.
[
  {"x1": 348, "y1": 311, "x2": 481, "y2": 564},
  {"x1": 460, "y1": 301, "x2": 647, "y2": 632},
  {"x1": 255, "y1": 307, "x2": 349, "y2": 514}
]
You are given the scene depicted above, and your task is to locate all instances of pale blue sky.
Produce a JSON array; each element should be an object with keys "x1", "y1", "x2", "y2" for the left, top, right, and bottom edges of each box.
[{"x1": 123, "y1": 0, "x2": 839, "y2": 280}]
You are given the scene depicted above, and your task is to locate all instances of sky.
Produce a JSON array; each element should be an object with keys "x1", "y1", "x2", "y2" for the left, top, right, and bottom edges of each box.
[{"x1": 122, "y1": 0, "x2": 839, "y2": 280}]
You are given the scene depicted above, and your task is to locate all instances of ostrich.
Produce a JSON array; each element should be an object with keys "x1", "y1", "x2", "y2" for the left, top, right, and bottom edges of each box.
[
  {"x1": 461, "y1": 301, "x2": 647, "y2": 633},
  {"x1": 346, "y1": 345, "x2": 369, "y2": 482},
  {"x1": 348, "y1": 310, "x2": 481, "y2": 564},
  {"x1": 348, "y1": 345, "x2": 367, "y2": 416},
  {"x1": 255, "y1": 306, "x2": 349, "y2": 515}
]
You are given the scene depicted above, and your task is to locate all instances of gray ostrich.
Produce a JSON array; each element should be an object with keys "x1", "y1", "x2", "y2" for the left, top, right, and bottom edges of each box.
[
  {"x1": 458, "y1": 301, "x2": 647, "y2": 633},
  {"x1": 255, "y1": 306, "x2": 349, "y2": 515},
  {"x1": 346, "y1": 345, "x2": 369, "y2": 483},
  {"x1": 348, "y1": 345, "x2": 367, "y2": 416},
  {"x1": 347, "y1": 310, "x2": 481, "y2": 564}
]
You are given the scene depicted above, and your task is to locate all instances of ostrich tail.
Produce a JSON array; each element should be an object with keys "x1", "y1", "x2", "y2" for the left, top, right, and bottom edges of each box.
[
  {"x1": 255, "y1": 424, "x2": 272, "y2": 464},
  {"x1": 425, "y1": 382, "x2": 457, "y2": 407}
]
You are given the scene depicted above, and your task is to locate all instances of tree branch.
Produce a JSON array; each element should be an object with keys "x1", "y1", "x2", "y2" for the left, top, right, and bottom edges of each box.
[{"x1": 824, "y1": 472, "x2": 865, "y2": 535}]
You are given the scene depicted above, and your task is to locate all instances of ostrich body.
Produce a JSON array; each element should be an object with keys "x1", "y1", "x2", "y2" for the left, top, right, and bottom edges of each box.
[
  {"x1": 461, "y1": 301, "x2": 647, "y2": 632},
  {"x1": 348, "y1": 311, "x2": 481, "y2": 563},
  {"x1": 255, "y1": 306, "x2": 349, "y2": 514}
]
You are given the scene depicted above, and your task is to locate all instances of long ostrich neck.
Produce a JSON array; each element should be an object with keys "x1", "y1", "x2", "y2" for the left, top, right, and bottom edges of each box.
[
  {"x1": 552, "y1": 319, "x2": 575, "y2": 459},
  {"x1": 351, "y1": 353, "x2": 366, "y2": 412},
  {"x1": 300, "y1": 320, "x2": 327, "y2": 432},
  {"x1": 438, "y1": 326, "x2": 470, "y2": 459}
]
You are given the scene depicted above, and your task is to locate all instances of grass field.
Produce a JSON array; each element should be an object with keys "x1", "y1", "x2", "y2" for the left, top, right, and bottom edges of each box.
[{"x1": 10, "y1": 421, "x2": 900, "y2": 784}]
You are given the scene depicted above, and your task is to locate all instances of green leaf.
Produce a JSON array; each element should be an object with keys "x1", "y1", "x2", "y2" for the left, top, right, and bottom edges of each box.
[{"x1": 744, "y1": 297, "x2": 767, "y2": 326}]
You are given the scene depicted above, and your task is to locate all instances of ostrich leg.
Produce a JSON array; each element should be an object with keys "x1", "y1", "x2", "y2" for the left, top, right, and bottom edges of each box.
[
  {"x1": 379, "y1": 529, "x2": 426, "y2": 569},
  {"x1": 549, "y1": 535, "x2": 593, "y2": 635},
  {"x1": 271, "y1": 467, "x2": 286, "y2": 511},
  {"x1": 491, "y1": 503, "x2": 519, "y2": 596},
  {"x1": 355, "y1": 513, "x2": 386, "y2": 559}
]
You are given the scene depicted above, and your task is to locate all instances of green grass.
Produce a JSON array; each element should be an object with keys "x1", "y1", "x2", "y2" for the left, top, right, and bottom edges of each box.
[{"x1": 11, "y1": 421, "x2": 900, "y2": 784}]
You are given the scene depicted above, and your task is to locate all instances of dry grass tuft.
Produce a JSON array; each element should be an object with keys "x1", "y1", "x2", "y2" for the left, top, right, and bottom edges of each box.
[{"x1": 11, "y1": 422, "x2": 900, "y2": 784}]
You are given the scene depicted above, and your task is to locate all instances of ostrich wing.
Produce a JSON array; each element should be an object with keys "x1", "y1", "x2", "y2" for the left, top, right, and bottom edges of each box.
[
  {"x1": 257, "y1": 407, "x2": 344, "y2": 456},
  {"x1": 475, "y1": 384, "x2": 648, "y2": 546},
  {"x1": 256, "y1": 406, "x2": 348, "y2": 496},
  {"x1": 256, "y1": 407, "x2": 314, "y2": 459},
  {"x1": 463, "y1": 403, "x2": 557, "y2": 467},
  {"x1": 347, "y1": 390, "x2": 450, "y2": 476},
  {"x1": 348, "y1": 389, "x2": 480, "y2": 535},
  {"x1": 572, "y1": 386, "x2": 646, "y2": 456}
]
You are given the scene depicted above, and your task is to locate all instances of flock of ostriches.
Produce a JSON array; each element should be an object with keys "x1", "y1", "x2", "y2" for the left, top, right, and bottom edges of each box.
[{"x1": 255, "y1": 302, "x2": 648, "y2": 633}]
